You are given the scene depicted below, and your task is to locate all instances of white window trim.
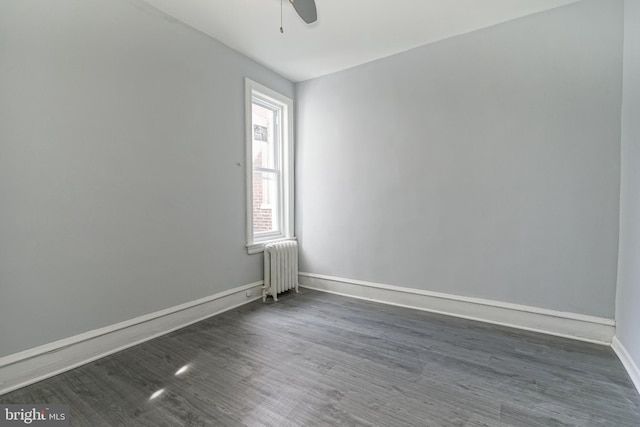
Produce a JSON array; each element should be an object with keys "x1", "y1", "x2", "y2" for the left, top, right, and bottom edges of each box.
[{"x1": 245, "y1": 78, "x2": 295, "y2": 255}]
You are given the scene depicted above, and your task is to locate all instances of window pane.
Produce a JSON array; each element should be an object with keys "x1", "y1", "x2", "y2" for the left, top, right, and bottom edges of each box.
[
  {"x1": 252, "y1": 170, "x2": 279, "y2": 234},
  {"x1": 252, "y1": 102, "x2": 276, "y2": 170}
]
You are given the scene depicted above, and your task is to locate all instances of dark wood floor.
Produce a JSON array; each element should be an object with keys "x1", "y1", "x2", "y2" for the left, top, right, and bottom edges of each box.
[{"x1": 2, "y1": 288, "x2": 639, "y2": 426}]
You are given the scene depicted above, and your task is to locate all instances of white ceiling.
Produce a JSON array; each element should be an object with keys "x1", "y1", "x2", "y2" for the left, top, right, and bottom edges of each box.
[{"x1": 140, "y1": 0, "x2": 580, "y2": 82}]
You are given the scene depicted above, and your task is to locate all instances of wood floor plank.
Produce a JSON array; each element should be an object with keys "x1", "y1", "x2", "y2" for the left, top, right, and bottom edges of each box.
[{"x1": 1, "y1": 288, "x2": 639, "y2": 426}]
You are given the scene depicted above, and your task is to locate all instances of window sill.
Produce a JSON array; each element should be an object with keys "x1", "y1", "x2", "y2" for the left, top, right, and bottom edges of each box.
[{"x1": 246, "y1": 237, "x2": 297, "y2": 255}]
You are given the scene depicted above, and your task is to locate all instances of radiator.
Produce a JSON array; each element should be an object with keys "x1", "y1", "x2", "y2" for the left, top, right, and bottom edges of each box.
[{"x1": 263, "y1": 240, "x2": 299, "y2": 302}]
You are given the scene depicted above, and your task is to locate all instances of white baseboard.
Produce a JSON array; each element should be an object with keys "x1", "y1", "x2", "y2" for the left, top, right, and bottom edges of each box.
[
  {"x1": 612, "y1": 336, "x2": 640, "y2": 395},
  {"x1": 299, "y1": 273, "x2": 614, "y2": 345},
  {"x1": 0, "y1": 274, "x2": 622, "y2": 397},
  {"x1": 0, "y1": 281, "x2": 264, "y2": 396}
]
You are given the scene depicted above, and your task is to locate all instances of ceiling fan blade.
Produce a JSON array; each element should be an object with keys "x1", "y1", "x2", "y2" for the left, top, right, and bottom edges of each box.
[{"x1": 291, "y1": 0, "x2": 317, "y2": 24}]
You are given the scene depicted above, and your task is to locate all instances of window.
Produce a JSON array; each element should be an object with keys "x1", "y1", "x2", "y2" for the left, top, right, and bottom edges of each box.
[{"x1": 245, "y1": 79, "x2": 294, "y2": 254}]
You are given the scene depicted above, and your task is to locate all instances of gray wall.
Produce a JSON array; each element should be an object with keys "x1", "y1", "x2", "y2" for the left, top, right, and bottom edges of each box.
[
  {"x1": 296, "y1": 0, "x2": 623, "y2": 318},
  {"x1": 616, "y1": 0, "x2": 640, "y2": 369},
  {"x1": 0, "y1": 0, "x2": 293, "y2": 357}
]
